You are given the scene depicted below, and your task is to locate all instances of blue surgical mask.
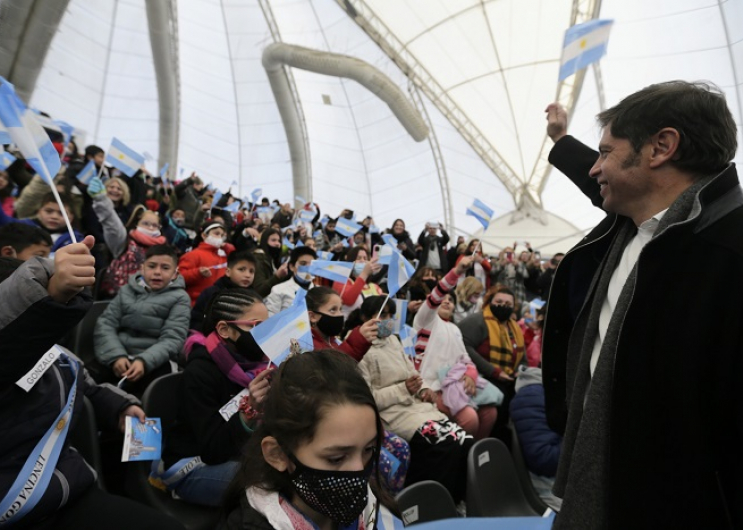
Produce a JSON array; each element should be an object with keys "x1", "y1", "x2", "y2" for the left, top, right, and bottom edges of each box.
[{"x1": 353, "y1": 262, "x2": 366, "y2": 276}]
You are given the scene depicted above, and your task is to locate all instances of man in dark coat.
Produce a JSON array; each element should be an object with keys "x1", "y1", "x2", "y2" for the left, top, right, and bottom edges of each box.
[{"x1": 542, "y1": 81, "x2": 743, "y2": 529}]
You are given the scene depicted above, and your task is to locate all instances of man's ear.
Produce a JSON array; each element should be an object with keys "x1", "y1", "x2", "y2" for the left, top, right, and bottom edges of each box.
[
  {"x1": 648, "y1": 127, "x2": 681, "y2": 169},
  {"x1": 0, "y1": 245, "x2": 17, "y2": 258},
  {"x1": 261, "y1": 436, "x2": 290, "y2": 473}
]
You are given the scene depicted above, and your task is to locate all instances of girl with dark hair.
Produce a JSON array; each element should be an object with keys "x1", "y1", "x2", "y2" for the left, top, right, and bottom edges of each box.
[
  {"x1": 354, "y1": 296, "x2": 475, "y2": 502},
  {"x1": 251, "y1": 228, "x2": 289, "y2": 297},
  {"x1": 155, "y1": 289, "x2": 273, "y2": 507},
  {"x1": 100, "y1": 207, "x2": 167, "y2": 298},
  {"x1": 334, "y1": 246, "x2": 383, "y2": 318},
  {"x1": 384, "y1": 219, "x2": 416, "y2": 261},
  {"x1": 178, "y1": 221, "x2": 235, "y2": 305},
  {"x1": 220, "y1": 350, "x2": 402, "y2": 529}
]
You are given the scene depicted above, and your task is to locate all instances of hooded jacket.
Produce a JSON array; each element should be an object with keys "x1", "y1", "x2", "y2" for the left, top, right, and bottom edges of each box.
[{"x1": 179, "y1": 241, "x2": 235, "y2": 304}]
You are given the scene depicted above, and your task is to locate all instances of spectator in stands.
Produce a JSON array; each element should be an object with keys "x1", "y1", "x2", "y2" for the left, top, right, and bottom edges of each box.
[
  {"x1": 509, "y1": 367, "x2": 562, "y2": 512},
  {"x1": 102, "y1": 176, "x2": 134, "y2": 227},
  {"x1": 251, "y1": 228, "x2": 289, "y2": 298},
  {"x1": 520, "y1": 305, "x2": 545, "y2": 368},
  {"x1": 355, "y1": 296, "x2": 474, "y2": 502},
  {"x1": 458, "y1": 285, "x2": 526, "y2": 428},
  {"x1": 0, "y1": 223, "x2": 52, "y2": 260},
  {"x1": 156, "y1": 290, "x2": 272, "y2": 507},
  {"x1": 417, "y1": 222, "x2": 449, "y2": 274},
  {"x1": 446, "y1": 235, "x2": 466, "y2": 273},
  {"x1": 521, "y1": 247, "x2": 543, "y2": 300},
  {"x1": 94, "y1": 245, "x2": 190, "y2": 396},
  {"x1": 190, "y1": 250, "x2": 257, "y2": 332},
  {"x1": 491, "y1": 246, "x2": 529, "y2": 313},
  {"x1": 231, "y1": 217, "x2": 261, "y2": 253},
  {"x1": 178, "y1": 221, "x2": 235, "y2": 305},
  {"x1": 321, "y1": 218, "x2": 345, "y2": 255},
  {"x1": 265, "y1": 246, "x2": 316, "y2": 316},
  {"x1": 271, "y1": 202, "x2": 293, "y2": 228},
  {"x1": 0, "y1": 192, "x2": 84, "y2": 254},
  {"x1": 173, "y1": 173, "x2": 206, "y2": 230},
  {"x1": 0, "y1": 170, "x2": 16, "y2": 217},
  {"x1": 384, "y1": 219, "x2": 416, "y2": 262},
  {"x1": 413, "y1": 256, "x2": 498, "y2": 440},
  {"x1": 221, "y1": 350, "x2": 401, "y2": 529},
  {"x1": 452, "y1": 276, "x2": 484, "y2": 324},
  {"x1": 457, "y1": 238, "x2": 492, "y2": 290},
  {"x1": 14, "y1": 171, "x2": 80, "y2": 221},
  {"x1": 0, "y1": 237, "x2": 184, "y2": 530},
  {"x1": 161, "y1": 207, "x2": 192, "y2": 255},
  {"x1": 100, "y1": 207, "x2": 166, "y2": 298},
  {"x1": 301, "y1": 235, "x2": 316, "y2": 250},
  {"x1": 66, "y1": 144, "x2": 106, "y2": 183},
  {"x1": 404, "y1": 267, "x2": 439, "y2": 325},
  {"x1": 84, "y1": 176, "x2": 128, "y2": 266},
  {"x1": 334, "y1": 246, "x2": 382, "y2": 318},
  {"x1": 535, "y1": 253, "x2": 564, "y2": 300}
]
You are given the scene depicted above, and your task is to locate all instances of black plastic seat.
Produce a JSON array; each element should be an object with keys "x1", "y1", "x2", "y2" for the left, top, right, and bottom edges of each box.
[
  {"x1": 61, "y1": 300, "x2": 110, "y2": 380},
  {"x1": 466, "y1": 437, "x2": 540, "y2": 517},
  {"x1": 69, "y1": 396, "x2": 107, "y2": 491},
  {"x1": 509, "y1": 425, "x2": 550, "y2": 514},
  {"x1": 395, "y1": 480, "x2": 459, "y2": 526},
  {"x1": 125, "y1": 372, "x2": 218, "y2": 530}
]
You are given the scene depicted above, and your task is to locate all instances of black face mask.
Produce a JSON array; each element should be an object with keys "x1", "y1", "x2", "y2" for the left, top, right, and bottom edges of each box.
[
  {"x1": 490, "y1": 304, "x2": 513, "y2": 322},
  {"x1": 315, "y1": 313, "x2": 344, "y2": 337},
  {"x1": 227, "y1": 324, "x2": 266, "y2": 362},
  {"x1": 423, "y1": 279, "x2": 438, "y2": 291},
  {"x1": 266, "y1": 245, "x2": 281, "y2": 260},
  {"x1": 288, "y1": 452, "x2": 373, "y2": 526}
]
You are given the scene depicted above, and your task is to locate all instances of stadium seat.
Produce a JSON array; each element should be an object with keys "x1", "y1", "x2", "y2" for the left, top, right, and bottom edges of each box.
[
  {"x1": 509, "y1": 425, "x2": 550, "y2": 514},
  {"x1": 395, "y1": 480, "x2": 459, "y2": 526},
  {"x1": 125, "y1": 372, "x2": 218, "y2": 530},
  {"x1": 64, "y1": 300, "x2": 109, "y2": 380},
  {"x1": 69, "y1": 396, "x2": 107, "y2": 491},
  {"x1": 466, "y1": 438, "x2": 540, "y2": 517}
]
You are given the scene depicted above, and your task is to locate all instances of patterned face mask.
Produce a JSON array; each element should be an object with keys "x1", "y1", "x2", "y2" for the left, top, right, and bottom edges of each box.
[
  {"x1": 376, "y1": 319, "x2": 395, "y2": 339},
  {"x1": 287, "y1": 452, "x2": 374, "y2": 526}
]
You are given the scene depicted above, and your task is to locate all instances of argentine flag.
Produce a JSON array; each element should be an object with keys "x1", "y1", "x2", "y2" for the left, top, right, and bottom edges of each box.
[
  {"x1": 316, "y1": 250, "x2": 333, "y2": 261},
  {"x1": 106, "y1": 138, "x2": 145, "y2": 177},
  {"x1": 224, "y1": 200, "x2": 241, "y2": 213},
  {"x1": 392, "y1": 299, "x2": 408, "y2": 333},
  {"x1": 55, "y1": 120, "x2": 75, "y2": 146},
  {"x1": 387, "y1": 250, "x2": 416, "y2": 298},
  {"x1": 0, "y1": 121, "x2": 12, "y2": 144},
  {"x1": 378, "y1": 235, "x2": 397, "y2": 266},
  {"x1": 334, "y1": 217, "x2": 362, "y2": 238},
  {"x1": 283, "y1": 236, "x2": 295, "y2": 250},
  {"x1": 299, "y1": 260, "x2": 353, "y2": 284},
  {"x1": 0, "y1": 78, "x2": 61, "y2": 184},
  {"x1": 466, "y1": 198, "x2": 494, "y2": 229},
  {"x1": 298, "y1": 209, "x2": 315, "y2": 222},
  {"x1": 159, "y1": 163, "x2": 169, "y2": 178},
  {"x1": 399, "y1": 325, "x2": 417, "y2": 358},
  {"x1": 0, "y1": 150, "x2": 15, "y2": 170},
  {"x1": 251, "y1": 188, "x2": 262, "y2": 203},
  {"x1": 250, "y1": 296, "x2": 313, "y2": 365},
  {"x1": 559, "y1": 19, "x2": 614, "y2": 81},
  {"x1": 76, "y1": 159, "x2": 97, "y2": 185}
]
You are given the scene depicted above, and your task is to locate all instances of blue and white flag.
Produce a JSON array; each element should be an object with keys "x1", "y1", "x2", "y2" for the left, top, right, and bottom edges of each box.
[
  {"x1": 382, "y1": 234, "x2": 397, "y2": 247},
  {"x1": 212, "y1": 189, "x2": 223, "y2": 206},
  {"x1": 369, "y1": 225, "x2": 381, "y2": 234},
  {"x1": 392, "y1": 299, "x2": 408, "y2": 333},
  {"x1": 76, "y1": 159, "x2": 97, "y2": 185},
  {"x1": 320, "y1": 215, "x2": 330, "y2": 228},
  {"x1": 299, "y1": 260, "x2": 353, "y2": 284},
  {"x1": 387, "y1": 250, "x2": 416, "y2": 298},
  {"x1": 466, "y1": 198, "x2": 494, "y2": 229},
  {"x1": 559, "y1": 19, "x2": 614, "y2": 81},
  {"x1": 316, "y1": 250, "x2": 333, "y2": 261},
  {"x1": 298, "y1": 209, "x2": 315, "y2": 222},
  {"x1": 159, "y1": 163, "x2": 169, "y2": 179},
  {"x1": 283, "y1": 236, "x2": 295, "y2": 250},
  {"x1": 0, "y1": 78, "x2": 61, "y2": 184},
  {"x1": 250, "y1": 298, "x2": 313, "y2": 365},
  {"x1": 334, "y1": 217, "x2": 362, "y2": 238},
  {"x1": 0, "y1": 121, "x2": 11, "y2": 144},
  {"x1": 399, "y1": 325, "x2": 417, "y2": 358},
  {"x1": 339, "y1": 238, "x2": 350, "y2": 249},
  {"x1": 251, "y1": 188, "x2": 262, "y2": 203},
  {"x1": 224, "y1": 200, "x2": 241, "y2": 213},
  {"x1": 55, "y1": 120, "x2": 75, "y2": 146},
  {"x1": 295, "y1": 195, "x2": 306, "y2": 205},
  {"x1": 0, "y1": 150, "x2": 16, "y2": 170},
  {"x1": 105, "y1": 138, "x2": 145, "y2": 177}
]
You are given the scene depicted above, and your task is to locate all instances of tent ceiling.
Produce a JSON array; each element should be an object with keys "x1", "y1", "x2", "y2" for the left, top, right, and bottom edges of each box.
[{"x1": 7, "y1": 0, "x2": 741, "y2": 243}]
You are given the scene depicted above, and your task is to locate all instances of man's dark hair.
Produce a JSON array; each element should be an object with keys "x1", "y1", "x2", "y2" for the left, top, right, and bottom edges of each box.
[
  {"x1": 550, "y1": 252, "x2": 565, "y2": 266},
  {"x1": 0, "y1": 223, "x2": 52, "y2": 253},
  {"x1": 84, "y1": 145, "x2": 104, "y2": 159},
  {"x1": 597, "y1": 81, "x2": 737, "y2": 176},
  {"x1": 289, "y1": 245, "x2": 317, "y2": 266},
  {"x1": 0, "y1": 257, "x2": 24, "y2": 283},
  {"x1": 144, "y1": 244, "x2": 178, "y2": 264},
  {"x1": 228, "y1": 250, "x2": 257, "y2": 268},
  {"x1": 39, "y1": 192, "x2": 72, "y2": 212}
]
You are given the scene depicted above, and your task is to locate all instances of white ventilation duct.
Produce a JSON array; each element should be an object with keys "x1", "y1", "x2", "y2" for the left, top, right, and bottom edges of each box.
[{"x1": 262, "y1": 42, "x2": 429, "y2": 201}]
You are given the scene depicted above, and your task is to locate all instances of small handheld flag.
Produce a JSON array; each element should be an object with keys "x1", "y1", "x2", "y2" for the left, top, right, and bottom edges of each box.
[
  {"x1": 251, "y1": 188, "x2": 262, "y2": 203},
  {"x1": 76, "y1": 159, "x2": 97, "y2": 186},
  {"x1": 559, "y1": 19, "x2": 614, "y2": 81},
  {"x1": 334, "y1": 217, "x2": 362, "y2": 238},
  {"x1": 159, "y1": 163, "x2": 169, "y2": 179},
  {"x1": 466, "y1": 198, "x2": 494, "y2": 229},
  {"x1": 0, "y1": 150, "x2": 16, "y2": 170},
  {"x1": 249, "y1": 297, "x2": 313, "y2": 365},
  {"x1": 387, "y1": 250, "x2": 416, "y2": 298},
  {"x1": 299, "y1": 260, "x2": 353, "y2": 284},
  {"x1": 399, "y1": 325, "x2": 417, "y2": 358},
  {"x1": 106, "y1": 138, "x2": 145, "y2": 177},
  {"x1": 283, "y1": 236, "x2": 295, "y2": 250}
]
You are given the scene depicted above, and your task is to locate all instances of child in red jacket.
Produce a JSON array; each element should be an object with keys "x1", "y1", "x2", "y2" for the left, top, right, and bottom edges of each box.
[{"x1": 178, "y1": 222, "x2": 234, "y2": 305}]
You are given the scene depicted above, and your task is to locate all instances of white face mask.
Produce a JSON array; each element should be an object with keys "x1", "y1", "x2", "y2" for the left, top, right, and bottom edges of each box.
[
  {"x1": 136, "y1": 226, "x2": 161, "y2": 238},
  {"x1": 205, "y1": 235, "x2": 225, "y2": 248}
]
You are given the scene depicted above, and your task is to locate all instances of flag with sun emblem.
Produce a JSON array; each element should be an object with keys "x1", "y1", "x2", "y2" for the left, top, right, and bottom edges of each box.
[
  {"x1": 559, "y1": 19, "x2": 613, "y2": 81},
  {"x1": 387, "y1": 249, "x2": 416, "y2": 298},
  {"x1": 249, "y1": 294, "x2": 313, "y2": 365}
]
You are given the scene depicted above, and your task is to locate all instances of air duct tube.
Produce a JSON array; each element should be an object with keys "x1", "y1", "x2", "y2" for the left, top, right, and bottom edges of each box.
[{"x1": 262, "y1": 42, "x2": 429, "y2": 201}]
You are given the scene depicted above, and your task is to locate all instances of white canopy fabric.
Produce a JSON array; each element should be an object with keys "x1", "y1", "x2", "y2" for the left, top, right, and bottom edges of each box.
[{"x1": 26, "y1": 0, "x2": 743, "y2": 252}]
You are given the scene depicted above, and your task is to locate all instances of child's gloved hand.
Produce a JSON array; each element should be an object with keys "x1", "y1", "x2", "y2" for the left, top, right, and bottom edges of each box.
[{"x1": 87, "y1": 177, "x2": 106, "y2": 198}]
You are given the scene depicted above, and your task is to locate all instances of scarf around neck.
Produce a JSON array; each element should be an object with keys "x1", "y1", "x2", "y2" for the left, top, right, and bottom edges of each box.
[
  {"x1": 204, "y1": 332, "x2": 266, "y2": 388},
  {"x1": 129, "y1": 228, "x2": 166, "y2": 247},
  {"x1": 483, "y1": 304, "x2": 524, "y2": 375}
]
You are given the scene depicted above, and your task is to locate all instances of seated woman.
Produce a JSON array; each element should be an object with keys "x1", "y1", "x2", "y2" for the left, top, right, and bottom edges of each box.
[
  {"x1": 155, "y1": 290, "x2": 272, "y2": 506},
  {"x1": 413, "y1": 255, "x2": 499, "y2": 440},
  {"x1": 333, "y1": 245, "x2": 382, "y2": 319},
  {"x1": 220, "y1": 350, "x2": 401, "y2": 529},
  {"x1": 354, "y1": 296, "x2": 474, "y2": 502}
]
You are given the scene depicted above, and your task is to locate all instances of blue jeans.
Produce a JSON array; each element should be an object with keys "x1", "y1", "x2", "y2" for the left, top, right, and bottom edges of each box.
[{"x1": 171, "y1": 460, "x2": 240, "y2": 507}]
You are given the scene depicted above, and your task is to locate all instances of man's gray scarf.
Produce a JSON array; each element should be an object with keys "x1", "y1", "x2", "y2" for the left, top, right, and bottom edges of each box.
[{"x1": 553, "y1": 177, "x2": 711, "y2": 528}]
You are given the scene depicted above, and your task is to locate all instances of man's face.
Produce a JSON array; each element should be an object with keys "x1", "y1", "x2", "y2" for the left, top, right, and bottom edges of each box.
[
  {"x1": 590, "y1": 128, "x2": 651, "y2": 219},
  {"x1": 427, "y1": 226, "x2": 437, "y2": 236},
  {"x1": 92, "y1": 152, "x2": 105, "y2": 166},
  {"x1": 37, "y1": 202, "x2": 71, "y2": 231},
  {"x1": 17, "y1": 243, "x2": 51, "y2": 261},
  {"x1": 227, "y1": 260, "x2": 256, "y2": 288},
  {"x1": 142, "y1": 255, "x2": 178, "y2": 291}
]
